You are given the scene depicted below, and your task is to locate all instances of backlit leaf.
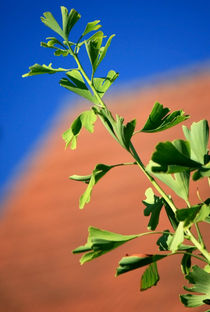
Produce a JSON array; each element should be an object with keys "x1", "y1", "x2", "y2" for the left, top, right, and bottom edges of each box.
[
  {"x1": 41, "y1": 11, "x2": 64, "y2": 38},
  {"x1": 169, "y1": 222, "x2": 184, "y2": 253},
  {"x1": 98, "y1": 34, "x2": 115, "y2": 66},
  {"x1": 93, "y1": 70, "x2": 119, "y2": 98},
  {"x1": 82, "y1": 20, "x2": 101, "y2": 37},
  {"x1": 116, "y1": 254, "x2": 167, "y2": 276},
  {"x1": 140, "y1": 102, "x2": 189, "y2": 133},
  {"x1": 60, "y1": 70, "x2": 95, "y2": 102},
  {"x1": 76, "y1": 164, "x2": 114, "y2": 209},
  {"x1": 61, "y1": 6, "x2": 81, "y2": 40},
  {"x1": 73, "y1": 226, "x2": 138, "y2": 264},
  {"x1": 181, "y1": 249, "x2": 194, "y2": 275},
  {"x1": 140, "y1": 262, "x2": 160, "y2": 291},
  {"x1": 146, "y1": 161, "x2": 190, "y2": 203},
  {"x1": 85, "y1": 31, "x2": 104, "y2": 74},
  {"x1": 22, "y1": 63, "x2": 68, "y2": 77},
  {"x1": 115, "y1": 115, "x2": 136, "y2": 150},
  {"x1": 157, "y1": 230, "x2": 194, "y2": 251},
  {"x1": 193, "y1": 162, "x2": 210, "y2": 181},
  {"x1": 183, "y1": 120, "x2": 209, "y2": 164},
  {"x1": 142, "y1": 188, "x2": 164, "y2": 230},
  {"x1": 151, "y1": 140, "x2": 200, "y2": 173},
  {"x1": 180, "y1": 265, "x2": 210, "y2": 308},
  {"x1": 62, "y1": 109, "x2": 97, "y2": 150},
  {"x1": 176, "y1": 204, "x2": 210, "y2": 229}
]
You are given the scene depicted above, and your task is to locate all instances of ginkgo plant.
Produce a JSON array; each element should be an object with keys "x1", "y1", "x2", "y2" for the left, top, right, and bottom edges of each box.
[{"x1": 23, "y1": 4, "x2": 210, "y2": 311}]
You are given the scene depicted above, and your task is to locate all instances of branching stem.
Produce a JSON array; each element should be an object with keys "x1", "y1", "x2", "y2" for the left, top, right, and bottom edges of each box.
[{"x1": 68, "y1": 41, "x2": 210, "y2": 265}]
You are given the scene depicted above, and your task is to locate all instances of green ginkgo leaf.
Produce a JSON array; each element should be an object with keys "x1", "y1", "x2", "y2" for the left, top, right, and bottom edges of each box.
[
  {"x1": 140, "y1": 262, "x2": 160, "y2": 291},
  {"x1": 168, "y1": 222, "x2": 184, "y2": 253},
  {"x1": 151, "y1": 140, "x2": 201, "y2": 173},
  {"x1": 41, "y1": 11, "x2": 64, "y2": 38},
  {"x1": 176, "y1": 204, "x2": 210, "y2": 229},
  {"x1": 85, "y1": 31, "x2": 104, "y2": 74},
  {"x1": 140, "y1": 102, "x2": 189, "y2": 133},
  {"x1": 98, "y1": 34, "x2": 115, "y2": 66},
  {"x1": 77, "y1": 164, "x2": 114, "y2": 209},
  {"x1": 93, "y1": 70, "x2": 119, "y2": 98},
  {"x1": 82, "y1": 20, "x2": 102, "y2": 38},
  {"x1": 146, "y1": 161, "x2": 190, "y2": 203},
  {"x1": 61, "y1": 6, "x2": 81, "y2": 40},
  {"x1": 183, "y1": 120, "x2": 209, "y2": 164},
  {"x1": 22, "y1": 63, "x2": 69, "y2": 77},
  {"x1": 62, "y1": 109, "x2": 97, "y2": 150},
  {"x1": 73, "y1": 226, "x2": 138, "y2": 264},
  {"x1": 116, "y1": 254, "x2": 167, "y2": 276},
  {"x1": 142, "y1": 188, "x2": 164, "y2": 230},
  {"x1": 180, "y1": 265, "x2": 210, "y2": 308},
  {"x1": 60, "y1": 70, "x2": 95, "y2": 102}
]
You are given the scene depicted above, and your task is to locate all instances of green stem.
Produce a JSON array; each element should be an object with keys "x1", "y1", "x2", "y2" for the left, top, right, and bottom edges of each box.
[
  {"x1": 186, "y1": 199, "x2": 205, "y2": 250},
  {"x1": 168, "y1": 251, "x2": 209, "y2": 264},
  {"x1": 185, "y1": 229, "x2": 210, "y2": 263},
  {"x1": 68, "y1": 42, "x2": 210, "y2": 264},
  {"x1": 129, "y1": 142, "x2": 177, "y2": 214}
]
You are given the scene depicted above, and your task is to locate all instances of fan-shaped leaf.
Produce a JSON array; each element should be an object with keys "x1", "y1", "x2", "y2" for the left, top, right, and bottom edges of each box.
[
  {"x1": 41, "y1": 11, "x2": 64, "y2": 38},
  {"x1": 93, "y1": 70, "x2": 119, "y2": 98},
  {"x1": 141, "y1": 262, "x2": 160, "y2": 291},
  {"x1": 60, "y1": 70, "x2": 95, "y2": 102},
  {"x1": 146, "y1": 161, "x2": 190, "y2": 203},
  {"x1": 180, "y1": 265, "x2": 210, "y2": 308},
  {"x1": 142, "y1": 188, "x2": 164, "y2": 230},
  {"x1": 74, "y1": 164, "x2": 114, "y2": 209},
  {"x1": 116, "y1": 254, "x2": 167, "y2": 276},
  {"x1": 61, "y1": 6, "x2": 81, "y2": 40},
  {"x1": 140, "y1": 102, "x2": 189, "y2": 133},
  {"x1": 62, "y1": 109, "x2": 97, "y2": 150},
  {"x1": 183, "y1": 120, "x2": 209, "y2": 165},
  {"x1": 22, "y1": 63, "x2": 69, "y2": 77},
  {"x1": 82, "y1": 20, "x2": 101, "y2": 37},
  {"x1": 151, "y1": 140, "x2": 200, "y2": 173},
  {"x1": 73, "y1": 226, "x2": 138, "y2": 264}
]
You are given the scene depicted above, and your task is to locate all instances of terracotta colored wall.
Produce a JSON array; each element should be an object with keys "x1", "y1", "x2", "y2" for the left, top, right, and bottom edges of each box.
[{"x1": 0, "y1": 71, "x2": 209, "y2": 312}]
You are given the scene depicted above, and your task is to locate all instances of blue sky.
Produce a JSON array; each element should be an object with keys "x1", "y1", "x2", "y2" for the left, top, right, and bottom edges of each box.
[{"x1": 1, "y1": 0, "x2": 210, "y2": 202}]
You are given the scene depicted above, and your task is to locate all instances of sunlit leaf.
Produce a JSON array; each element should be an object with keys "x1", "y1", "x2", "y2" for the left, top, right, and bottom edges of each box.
[
  {"x1": 140, "y1": 102, "x2": 189, "y2": 133},
  {"x1": 82, "y1": 20, "x2": 101, "y2": 37},
  {"x1": 115, "y1": 115, "x2": 136, "y2": 150},
  {"x1": 41, "y1": 11, "x2": 64, "y2": 38},
  {"x1": 61, "y1": 6, "x2": 81, "y2": 40},
  {"x1": 169, "y1": 222, "x2": 184, "y2": 253},
  {"x1": 76, "y1": 164, "x2": 114, "y2": 209},
  {"x1": 193, "y1": 162, "x2": 210, "y2": 181},
  {"x1": 93, "y1": 70, "x2": 119, "y2": 98},
  {"x1": 176, "y1": 204, "x2": 210, "y2": 229},
  {"x1": 181, "y1": 249, "x2": 194, "y2": 275},
  {"x1": 98, "y1": 34, "x2": 115, "y2": 66},
  {"x1": 183, "y1": 120, "x2": 209, "y2": 164},
  {"x1": 140, "y1": 262, "x2": 160, "y2": 291},
  {"x1": 116, "y1": 254, "x2": 167, "y2": 276},
  {"x1": 157, "y1": 230, "x2": 194, "y2": 251},
  {"x1": 151, "y1": 139, "x2": 200, "y2": 173},
  {"x1": 60, "y1": 70, "x2": 95, "y2": 102},
  {"x1": 180, "y1": 265, "x2": 210, "y2": 308},
  {"x1": 142, "y1": 188, "x2": 164, "y2": 230},
  {"x1": 73, "y1": 226, "x2": 139, "y2": 264},
  {"x1": 62, "y1": 109, "x2": 97, "y2": 150},
  {"x1": 22, "y1": 63, "x2": 69, "y2": 77},
  {"x1": 41, "y1": 37, "x2": 71, "y2": 56},
  {"x1": 146, "y1": 161, "x2": 190, "y2": 203},
  {"x1": 85, "y1": 31, "x2": 104, "y2": 74},
  {"x1": 41, "y1": 37, "x2": 65, "y2": 48}
]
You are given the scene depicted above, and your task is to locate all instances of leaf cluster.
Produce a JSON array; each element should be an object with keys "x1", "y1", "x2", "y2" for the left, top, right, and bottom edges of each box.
[{"x1": 23, "y1": 4, "x2": 210, "y2": 311}]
